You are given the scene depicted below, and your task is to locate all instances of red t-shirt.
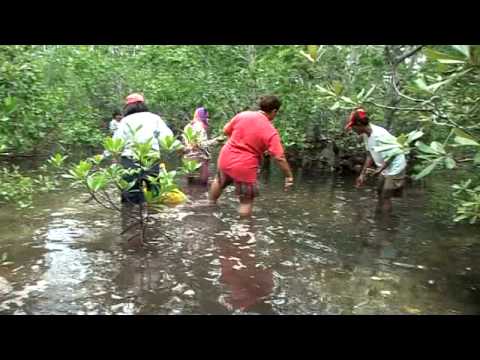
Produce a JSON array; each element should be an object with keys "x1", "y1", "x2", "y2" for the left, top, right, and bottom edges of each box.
[{"x1": 218, "y1": 111, "x2": 285, "y2": 183}]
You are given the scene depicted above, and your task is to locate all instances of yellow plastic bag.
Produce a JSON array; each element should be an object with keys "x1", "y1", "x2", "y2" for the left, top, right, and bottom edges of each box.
[{"x1": 162, "y1": 189, "x2": 187, "y2": 205}]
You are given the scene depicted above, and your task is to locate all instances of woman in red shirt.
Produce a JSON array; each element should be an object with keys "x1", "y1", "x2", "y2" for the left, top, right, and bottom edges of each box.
[{"x1": 209, "y1": 95, "x2": 294, "y2": 217}]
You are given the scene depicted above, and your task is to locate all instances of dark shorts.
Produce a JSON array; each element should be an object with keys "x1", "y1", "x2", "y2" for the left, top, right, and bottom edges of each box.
[
  {"x1": 377, "y1": 170, "x2": 406, "y2": 198},
  {"x1": 216, "y1": 170, "x2": 259, "y2": 201}
]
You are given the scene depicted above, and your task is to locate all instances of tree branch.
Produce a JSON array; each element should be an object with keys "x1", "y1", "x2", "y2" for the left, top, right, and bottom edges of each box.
[
  {"x1": 391, "y1": 71, "x2": 429, "y2": 103},
  {"x1": 365, "y1": 100, "x2": 432, "y2": 112},
  {"x1": 395, "y1": 45, "x2": 425, "y2": 64},
  {"x1": 100, "y1": 189, "x2": 122, "y2": 213}
]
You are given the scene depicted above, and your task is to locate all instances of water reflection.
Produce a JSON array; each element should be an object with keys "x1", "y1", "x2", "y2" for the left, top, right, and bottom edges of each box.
[
  {"x1": 1, "y1": 164, "x2": 480, "y2": 314},
  {"x1": 216, "y1": 222, "x2": 274, "y2": 313}
]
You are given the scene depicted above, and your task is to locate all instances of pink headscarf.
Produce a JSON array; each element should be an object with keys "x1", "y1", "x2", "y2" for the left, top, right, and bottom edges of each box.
[{"x1": 193, "y1": 107, "x2": 209, "y2": 129}]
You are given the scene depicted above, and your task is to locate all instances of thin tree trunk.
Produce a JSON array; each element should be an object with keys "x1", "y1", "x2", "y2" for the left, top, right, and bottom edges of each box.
[
  {"x1": 247, "y1": 45, "x2": 257, "y2": 104},
  {"x1": 384, "y1": 46, "x2": 401, "y2": 130},
  {"x1": 383, "y1": 45, "x2": 425, "y2": 131}
]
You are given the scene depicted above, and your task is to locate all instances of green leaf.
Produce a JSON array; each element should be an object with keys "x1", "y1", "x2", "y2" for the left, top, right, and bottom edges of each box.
[
  {"x1": 182, "y1": 126, "x2": 200, "y2": 145},
  {"x1": 340, "y1": 96, "x2": 355, "y2": 104},
  {"x1": 430, "y1": 141, "x2": 446, "y2": 154},
  {"x1": 86, "y1": 176, "x2": 95, "y2": 190},
  {"x1": 89, "y1": 154, "x2": 104, "y2": 165},
  {"x1": 437, "y1": 59, "x2": 465, "y2": 64},
  {"x1": 330, "y1": 102, "x2": 340, "y2": 111},
  {"x1": 413, "y1": 161, "x2": 439, "y2": 180},
  {"x1": 356, "y1": 88, "x2": 365, "y2": 100},
  {"x1": 414, "y1": 78, "x2": 430, "y2": 93},
  {"x1": 453, "y1": 128, "x2": 476, "y2": 141},
  {"x1": 181, "y1": 159, "x2": 201, "y2": 174},
  {"x1": 315, "y1": 85, "x2": 337, "y2": 96},
  {"x1": 445, "y1": 157, "x2": 456, "y2": 169},
  {"x1": 454, "y1": 214, "x2": 469, "y2": 222},
  {"x1": 68, "y1": 160, "x2": 92, "y2": 180},
  {"x1": 316, "y1": 85, "x2": 331, "y2": 94},
  {"x1": 424, "y1": 48, "x2": 465, "y2": 62},
  {"x1": 363, "y1": 84, "x2": 376, "y2": 100},
  {"x1": 407, "y1": 130, "x2": 424, "y2": 144},
  {"x1": 427, "y1": 78, "x2": 453, "y2": 93},
  {"x1": 160, "y1": 135, "x2": 183, "y2": 152},
  {"x1": 454, "y1": 136, "x2": 480, "y2": 147},
  {"x1": 300, "y1": 50, "x2": 315, "y2": 62},
  {"x1": 117, "y1": 179, "x2": 129, "y2": 190},
  {"x1": 451, "y1": 45, "x2": 470, "y2": 58},
  {"x1": 416, "y1": 141, "x2": 438, "y2": 155},
  {"x1": 474, "y1": 152, "x2": 480, "y2": 165},
  {"x1": 396, "y1": 134, "x2": 408, "y2": 146},
  {"x1": 103, "y1": 137, "x2": 125, "y2": 154},
  {"x1": 332, "y1": 81, "x2": 344, "y2": 96},
  {"x1": 143, "y1": 189, "x2": 154, "y2": 203},
  {"x1": 307, "y1": 45, "x2": 319, "y2": 60},
  {"x1": 4, "y1": 96, "x2": 17, "y2": 114},
  {"x1": 416, "y1": 154, "x2": 436, "y2": 161},
  {"x1": 86, "y1": 174, "x2": 107, "y2": 192},
  {"x1": 47, "y1": 153, "x2": 68, "y2": 168}
]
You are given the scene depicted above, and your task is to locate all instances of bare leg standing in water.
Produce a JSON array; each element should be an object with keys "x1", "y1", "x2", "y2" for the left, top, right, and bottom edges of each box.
[
  {"x1": 209, "y1": 177, "x2": 222, "y2": 204},
  {"x1": 376, "y1": 171, "x2": 405, "y2": 214},
  {"x1": 209, "y1": 96, "x2": 294, "y2": 218},
  {"x1": 209, "y1": 160, "x2": 292, "y2": 218},
  {"x1": 238, "y1": 198, "x2": 254, "y2": 218}
]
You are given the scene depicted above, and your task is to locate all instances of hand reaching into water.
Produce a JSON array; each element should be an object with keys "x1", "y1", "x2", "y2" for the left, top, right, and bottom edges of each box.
[
  {"x1": 355, "y1": 168, "x2": 377, "y2": 188},
  {"x1": 355, "y1": 174, "x2": 365, "y2": 188}
]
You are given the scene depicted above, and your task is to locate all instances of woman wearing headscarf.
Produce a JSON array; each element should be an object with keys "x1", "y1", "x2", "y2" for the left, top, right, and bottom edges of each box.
[{"x1": 183, "y1": 107, "x2": 211, "y2": 185}]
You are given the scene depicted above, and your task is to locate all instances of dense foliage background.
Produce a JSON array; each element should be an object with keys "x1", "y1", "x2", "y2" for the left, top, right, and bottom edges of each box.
[{"x1": 1, "y1": 45, "x2": 479, "y2": 222}]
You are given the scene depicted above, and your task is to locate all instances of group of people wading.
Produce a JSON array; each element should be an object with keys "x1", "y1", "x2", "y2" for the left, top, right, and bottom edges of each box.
[{"x1": 109, "y1": 93, "x2": 406, "y2": 216}]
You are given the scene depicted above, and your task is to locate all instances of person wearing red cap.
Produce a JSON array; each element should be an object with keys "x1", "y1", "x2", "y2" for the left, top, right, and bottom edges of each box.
[
  {"x1": 209, "y1": 95, "x2": 294, "y2": 218},
  {"x1": 114, "y1": 93, "x2": 173, "y2": 204},
  {"x1": 345, "y1": 107, "x2": 406, "y2": 213}
]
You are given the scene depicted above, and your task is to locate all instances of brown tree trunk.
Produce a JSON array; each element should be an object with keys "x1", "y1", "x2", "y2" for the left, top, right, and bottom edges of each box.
[{"x1": 384, "y1": 46, "x2": 402, "y2": 131}]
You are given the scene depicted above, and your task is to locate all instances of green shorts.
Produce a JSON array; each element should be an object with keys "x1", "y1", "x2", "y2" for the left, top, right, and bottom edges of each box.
[{"x1": 377, "y1": 170, "x2": 406, "y2": 198}]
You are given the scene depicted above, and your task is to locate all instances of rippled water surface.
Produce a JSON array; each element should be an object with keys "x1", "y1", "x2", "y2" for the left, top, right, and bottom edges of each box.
[{"x1": 1, "y1": 161, "x2": 480, "y2": 314}]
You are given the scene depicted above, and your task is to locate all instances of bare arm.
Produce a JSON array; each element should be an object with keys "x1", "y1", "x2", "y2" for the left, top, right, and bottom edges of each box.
[
  {"x1": 274, "y1": 156, "x2": 294, "y2": 188},
  {"x1": 356, "y1": 153, "x2": 373, "y2": 187},
  {"x1": 267, "y1": 132, "x2": 294, "y2": 188},
  {"x1": 360, "y1": 153, "x2": 374, "y2": 177},
  {"x1": 374, "y1": 157, "x2": 393, "y2": 175},
  {"x1": 223, "y1": 118, "x2": 235, "y2": 137}
]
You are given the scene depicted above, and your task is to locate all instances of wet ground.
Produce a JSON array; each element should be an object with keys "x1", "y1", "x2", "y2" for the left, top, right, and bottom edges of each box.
[{"x1": 1, "y1": 163, "x2": 480, "y2": 314}]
